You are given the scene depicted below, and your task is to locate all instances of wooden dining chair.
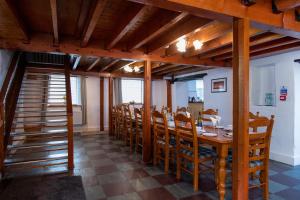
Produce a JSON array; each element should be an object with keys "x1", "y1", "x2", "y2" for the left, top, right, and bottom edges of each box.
[
  {"x1": 124, "y1": 104, "x2": 135, "y2": 152},
  {"x1": 176, "y1": 106, "x2": 188, "y2": 114},
  {"x1": 115, "y1": 105, "x2": 123, "y2": 140},
  {"x1": 199, "y1": 108, "x2": 218, "y2": 124},
  {"x1": 161, "y1": 106, "x2": 171, "y2": 114},
  {"x1": 174, "y1": 113, "x2": 216, "y2": 191},
  {"x1": 134, "y1": 108, "x2": 143, "y2": 153},
  {"x1": 152, "y1": 110, "x2": 175, "y2": 174},
  {"x1": 248, "y1": 115, "x2": 274, "y2": 200},
  {"x1": 111, "y1": 106, "x2": 117, "y2": 137}
]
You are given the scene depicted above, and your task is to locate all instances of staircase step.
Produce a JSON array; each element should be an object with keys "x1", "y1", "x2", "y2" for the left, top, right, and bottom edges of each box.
[
  {"x1": 15, "y1": 110, "x2": 66, "y2": 113},
  {"x1": 16, "y1": 105, "x2": 66, "y2": 109},
  {"x1": 15, "y1": 114, "x2": 68, "y2": 119},
  {"x1": 11, "y1": 129, "x2": 68, "y2": 136},
  {"x1": 4, "y1": 153, "x2": 68, "y2": 166},
  {"x1": 13, "y1": 119, "x2": 68, "y2": 125},
  {"x1": 7, "y1": 140, "x2": 68, "y2": 150},
  {"x1": 22, "y1": 79, "x2": 66, "y2": 83},
  {"x1": 14, "y1": 124, "x2": 67, "y2": 130},
  {"x1": 11, "y1": 135, "x2": 68, "y2": 142}
]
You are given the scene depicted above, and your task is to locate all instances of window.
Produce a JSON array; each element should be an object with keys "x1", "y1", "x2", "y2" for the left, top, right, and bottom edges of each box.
[
  {"x1": 121, "y1": 79, "x2": 144, "y2": 103},
  {"x1": 48, "y1": 75, "x2": 81, "y2": 105}
]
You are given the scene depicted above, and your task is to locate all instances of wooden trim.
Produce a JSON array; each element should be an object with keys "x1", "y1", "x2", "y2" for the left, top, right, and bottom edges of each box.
[
  {"x1": 100, "y1": 78, "x2": 104, "y2": 131},
  {"x1": 81, "y1": 0, "x2": 108, "y2": 47},
  {"x1": 167, "y1": 80, "x2": 172, "y2": 112},
  {"x1": 143, "y1": 59, "x2": 152, "y2": 163},
  {"x1": 232, "y1": 17, "x2": 250, "y2": 200},
  {"x1": 50, "y1": 0, "x2": 59, "y2": 45},
  {"x1": 99, "y1": 59, "x2": 120, "y2": 72},
  {"x1": 274, "y1": 0, "x2": 300, "y2": 12},
  {"x1": 108, "y1": 77, "x2": 113, "y2": 135},
  {"x1": 86, "y1": 57, "x2": 101, "y2": 71},
  {"x1": 64, "y1": 55, "x2": 74, "y2": 170}
]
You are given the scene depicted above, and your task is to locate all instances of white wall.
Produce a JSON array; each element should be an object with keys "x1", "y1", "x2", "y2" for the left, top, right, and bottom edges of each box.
[
  {"x1": 172, "y1": 81, "x2": 189, "y2": 112},
  {"x1": 152, "y1": 80, "x2": 167, "y2": 111},
  {"x1": 174, "y1": 50, "x2": 300, "y2": 166}
]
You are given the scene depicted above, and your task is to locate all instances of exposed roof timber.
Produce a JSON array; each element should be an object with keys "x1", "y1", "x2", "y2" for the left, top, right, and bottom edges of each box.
[
  {"x1": 173, "y1": 66, "x2": 209, "y2": 76},
  {"x1": 50, "y1": 0, "x2": 59, "y2": 45},
  {"x1": 81, "y1": 0, "x2": 108, "y2": 47},
  {"x1": 128, "y1": 0, "x2": 300, "y2": 39},
  {"x1": 86, "y1": 57, "x2": 101, "y2": 71},
  {"x1": 184, "y1": 28, "x2": 262, "y2": 57},
  {"x1": 0, "y1": 34, "x2": 226, "y2": 67},
  {"x1": 165, "y1": 20, "x2": 232, "y2": 56},
  {"x1": 199, "y1": 32, "x2": 284, "y2": 59},
  {"x1": 75, "y1": 0, "x2": 92, "y2": 38},
  {"x1": 274, "y1": 0, "x2": 300, "y2": 12},
  {"x1": 72, "y1": 56, "x2": 81, "y2": 70},
  {"x1": 127, "y1": 10, "x2": 189, "y2": 50},
  {"x1": 152, "y1": 64, "x2": 178, "y2": 74},
  {"x1": 99, "y1": 59, "x2": 120, "y2": 72},
  {"x1": 71, "y1": 70, "x2": 163, "y2": 79},
  {"x1": 110, "y1": 60, "x2": 135, "y2": 72},
  {"x1": 214, "y1": 36, "x2": 299, "y2": 61},
  {"x1": 241, "y1": 0, "x2": 256, "y2": 6},
  {"x1": 0, "y1": 0, "x2": 29, "y2": 41},
  {"x1": 158, "y1": 65, "x2": 193, "y2": 76},
  {"x1": 106, "y1": 5, "x2": 150, "y2": 49},
  {"x1": 147, "y1": 16, "x2": 211, "y2": 53}
]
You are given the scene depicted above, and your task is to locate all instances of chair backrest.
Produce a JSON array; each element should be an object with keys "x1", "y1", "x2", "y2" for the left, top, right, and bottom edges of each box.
[
  {"x1": 152, "y1": 111, "x2": 169, "y2": 146},
  {"x1": 200, "y1": 108, "x2": 218, "y2": 122},
  {"x1": 151, "y1": 105, "x2": 157, "y2": 112},
  {"x1": 249, "y1": 111, "x2": 260, "y2": 120},
  {"x1": 174, "y1": 113, "x2": 198, "y2": 157},
  {"x1": 161, "y1": 106, "x2": 171, "y2": 114},
  {"x1": 134, "y1": 107, "x2": 143, "y2": 133},
  {"x1": 123, "y1": 104, "x2": 132, "y2": 131},
  {"x1": 248, "y1": 115, "x2": 275, "y2": 172}
]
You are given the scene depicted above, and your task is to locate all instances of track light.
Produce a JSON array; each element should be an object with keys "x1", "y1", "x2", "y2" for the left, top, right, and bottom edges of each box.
[{"x1": 193, "y1": 40, "x2": 203, "y2": 50}]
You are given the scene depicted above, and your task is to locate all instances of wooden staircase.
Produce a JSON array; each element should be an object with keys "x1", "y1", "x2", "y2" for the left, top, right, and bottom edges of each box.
[{"x1": 2, "y1": 65, "x2": 74, "y2": 177}]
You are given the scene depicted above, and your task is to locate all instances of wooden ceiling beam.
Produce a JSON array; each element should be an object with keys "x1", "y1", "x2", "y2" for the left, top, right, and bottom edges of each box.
[
  {"x1": 81, "y1": 0, "x2": 108, "y2": 47},
  {"x1": 241, "y1": 0, "x2": 256, "y2": 6},
  {"x1": 75, "y1": 0, "x2": 92, "y2": 38},
  {"x1": 185, "y1": 28, "x2": 262, "y2": 57},
  {"x1": 107, "y1": 5, "x2": 151, "y2": 49},
  {"x1": 173, "y1": 66, "x2": 209, "y2": 76},
  {"x1": 110, "y1": 60, "x2": 135, "y2": 72},
  {"x1": 0, "y1": 33, "x2": 227, "y2": 67},
  {"x1": 50, "y1": 0, "x2": 59, "y2": 45},
  {"x1": 72, "y1": 56, "x2": 81, "y2": 70},
  {"x1": 274, "y1": 0, "x2": 300, "y2": 12},
  {"x1": 157, "y1": 65, "x2": 192, "y2": 76},
  {"x1": 100, "y1": 59, "x2": 120, "y2": 72},
  {"x1": 0, "y1": 0, "x2": 29, "y2": 41},
  {"x1": 127, "y1": 10, "x2": 189, "y2": 50},
  {"x1": 86, "y1": 57, "x2": 101, "y2": 71},
  {"x1": 199, "y1": 32, "x2": 284, "y2": 59},
  {"x1": 147, "y1": 16, "x2": 211, "y2": 53},
  {"x1": 152, "y1": 64, "x2": 178, "y2": 74},
  {"x1": 165, "y1": 20, "x2": 231, "y2": 56},
  {"x1": 215, "y1": 37, "x2": 300, "y2": 61}
]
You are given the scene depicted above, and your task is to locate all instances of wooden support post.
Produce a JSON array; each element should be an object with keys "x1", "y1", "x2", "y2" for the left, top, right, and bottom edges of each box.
[
  {"x1": 143, "y1": 59, "x2": 152, "y2": 163},
  {"x1": 65, "y1": 56, "x2": 74, "y2": 170},
  {"x1": 232, "y1": 17, "x2": 250, "y2": 200},
  {"x1": 108, "y1": 77, "x2": 113, "y2": 135},
  {"x1": 167, "y1": 80, "x2": 172, "y2": 112},
  {"x1": 100, "y1": 78, "x2": 104, "y2": 131}
]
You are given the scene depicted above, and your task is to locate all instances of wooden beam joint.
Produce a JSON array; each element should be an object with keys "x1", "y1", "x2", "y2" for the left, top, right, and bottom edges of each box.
[{"x1": 240, "y1": 0, "x2": 256, "y2": 6}]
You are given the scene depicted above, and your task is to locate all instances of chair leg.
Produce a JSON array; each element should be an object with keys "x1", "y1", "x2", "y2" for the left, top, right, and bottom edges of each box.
[
  {"x1": 130, "y1": 132, "x2": 133, "y2": 153},
  {"x1": 176, "y1": 155, "x2": 181, "y2": 180},
  {"x1": 260, "y1": 170, "x2": 269, "y2": 200},
  {"x1": 165, "y1": 147, "x2": 169, "y2": 175},
  {"x1": 193, "y1": 161, "x2": 199, "y2": 191}
]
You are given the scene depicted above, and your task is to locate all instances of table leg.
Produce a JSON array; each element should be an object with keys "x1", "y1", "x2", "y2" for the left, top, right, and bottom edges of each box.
[{"x1": 218, "y1": 144, "x2": 228, "y2": 200}]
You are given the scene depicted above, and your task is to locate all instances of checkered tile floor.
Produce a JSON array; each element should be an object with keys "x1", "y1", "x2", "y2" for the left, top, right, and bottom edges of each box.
[{"x1": 73, "y1": 134, "x2": 300, "y2": 200}]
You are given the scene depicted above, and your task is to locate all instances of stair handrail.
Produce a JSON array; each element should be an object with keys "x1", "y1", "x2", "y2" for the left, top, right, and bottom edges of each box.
[
  {"x1": 64, "y1": 55, "x2": 74, "y2": 170},
  {"x1": 0, "y1": 52, "x2": 25, "y2": 175}
]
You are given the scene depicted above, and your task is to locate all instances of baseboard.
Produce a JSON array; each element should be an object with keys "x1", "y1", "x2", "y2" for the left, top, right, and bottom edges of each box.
[{"x1": 270, "y1": 151, "x2": 295, "y2": 166}]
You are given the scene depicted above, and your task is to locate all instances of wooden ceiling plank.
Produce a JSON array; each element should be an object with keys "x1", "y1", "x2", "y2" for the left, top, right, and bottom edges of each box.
[
  {"x1": 107, "y1": 5, "x2": 150, "y2": 49},
  {"x1": 214, "y1": 36, "x2": 299, "y2": 61},
  {"x1": 0, "y1": 0, "x2": 29, "y2": 41},
  {"x1": 81, "y1": 0, "x2": 108, "y2": 47},
  {"x1": 110, "y1": 60, "x2": 136, "y2": 72},
  {"x1": 165, "y1": 20, "x2": 232, "y2": 56},
  {"x1": 50, "y1": 0, "x2": 59, "y2": 45},
  {"x1": 127, "y1": 11, "x2": 189, "y2": 50},
  {"x1": 185, "y1": 28, "x2": 262, "y2": 57},
  {"x1": 100, "y1": 59, "x2": 120, "y2": 72},
  {"x1": 199, "y1": 32, "x2": 284, "y2": 59},
  {"x1": 274, "y1": 0, "x2": 300, "y2": 12},
  {"x1": 147, "y1": 16, "x2": 211, "y2": 53},
  {"x1": 75, "y1": 0, "x2": 92, "y2": 38},
  {"x1": 72, "y1": 56, "x2": 81, "y2": 70},
  {"x1": 152, "y1": 64, "x2": 178, "y2": 74},
  {"x1": 173, "y1": 66, "x2": 208, "y2": 76},
  {"x1": 86, "y1": 57, "x2": 101, "y2": 71},
  {"x1": 158, "y1": 65, "x2": 191, "y2": 76}
]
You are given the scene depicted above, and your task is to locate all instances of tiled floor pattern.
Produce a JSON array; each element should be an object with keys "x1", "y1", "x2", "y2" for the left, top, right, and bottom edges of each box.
[
  {"x1": 2, "y1": 133, "x2": 300, "y2": 200},
  {"x1": 72, "y1": 134, "x2": 300, "y2": 200}
]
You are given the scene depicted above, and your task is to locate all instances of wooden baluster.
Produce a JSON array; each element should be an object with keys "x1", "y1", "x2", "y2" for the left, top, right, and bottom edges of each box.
[
  {"x1": 100, "y1": 78, "x2": 104, "y2": 131},
  {"x1": 64, "y1": 55, "x2": 74, "y2": 170},
  {"x1": 108, "y1": 77, "x2": 113, "y2": 135}
]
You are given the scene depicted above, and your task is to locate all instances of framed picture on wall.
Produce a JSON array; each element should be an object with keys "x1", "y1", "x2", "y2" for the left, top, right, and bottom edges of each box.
[{"x1": 211, "y1": 78, "x2": 227, "y2": 93}]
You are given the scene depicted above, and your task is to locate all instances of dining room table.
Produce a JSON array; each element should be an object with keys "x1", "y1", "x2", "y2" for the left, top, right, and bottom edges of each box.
[{"x1": 167, "y1": 124, "x2": 232, "y2": 200}]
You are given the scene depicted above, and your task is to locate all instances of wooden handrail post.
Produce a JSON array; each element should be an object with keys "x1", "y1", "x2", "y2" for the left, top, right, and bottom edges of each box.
[
  {"x1": 167, "y1": 80, "x2": 172, "y2": 112},
  {"x1": 108, "y1": 77, "x2": 113, "y2": 135},
  {"x1": 232, "y1": 17, "x2": 250, "y2": 200},
  {"x1": 100, "y1": 78, "x2": 104, "y2": 131},
  {"x1": 64, "y1": 55, "x2": 74, "y2": 170},
  {"x1": 143, "y1": 59, "x2": 152, "y2": 163}
]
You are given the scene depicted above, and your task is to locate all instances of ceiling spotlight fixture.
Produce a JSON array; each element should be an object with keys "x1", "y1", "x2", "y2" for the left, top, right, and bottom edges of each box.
[
  {"x1": 193, "y1": 40, "x2": 203, "y2": 50},
  {"x1": 176, "y1": 38, "x2": 187, "y2": 53},
  {"x1": 133, "y1": 66, "x2": 140, "y2": 72},
  {"x1": 124, "y1": 65, "x2": 133, "y2": 72}
]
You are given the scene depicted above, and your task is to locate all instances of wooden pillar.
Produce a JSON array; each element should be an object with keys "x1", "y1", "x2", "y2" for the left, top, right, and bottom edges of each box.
[
  {"x1": 100, "y1": 78, "x2": 104, "y2": 131},
  {"x1": 108, "y1": 77, "x2": 113, "y2": 135},
  {"x1": 232, "y1": 17, "x2": 250, "y2": 200},
  {"x1": 143, "y1": 59, "x2": 152, "y2": 163},
  {"x1": 166, "y1": 80, "x2": 172, "y2": 112}
]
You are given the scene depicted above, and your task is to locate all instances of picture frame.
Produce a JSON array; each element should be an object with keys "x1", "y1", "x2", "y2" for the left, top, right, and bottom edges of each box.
[{"x1": 211, "y1": 78, "x2": 227, "y2": 93}]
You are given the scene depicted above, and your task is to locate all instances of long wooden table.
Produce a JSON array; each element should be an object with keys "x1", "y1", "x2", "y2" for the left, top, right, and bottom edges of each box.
[{"x1": 168, "y1": 126, "x2": 232, "y2": 200}]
